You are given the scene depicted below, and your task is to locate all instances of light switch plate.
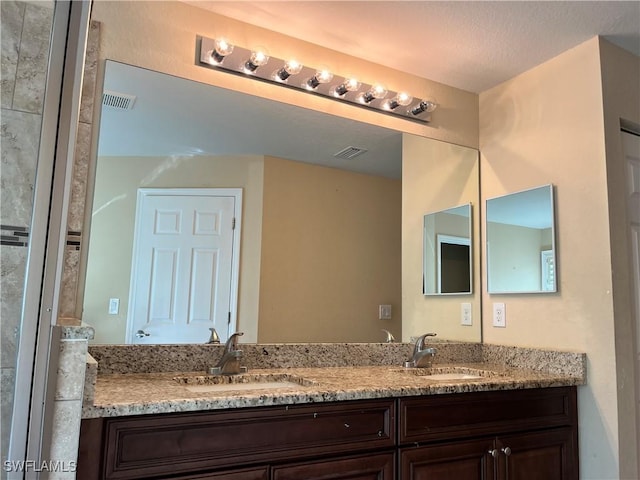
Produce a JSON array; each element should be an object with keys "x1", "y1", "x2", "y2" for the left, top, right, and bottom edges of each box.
[
  {"x1": 493, "y1": 302, "x2": 506, "y2": 327},
  {"x1": 461, "y1": 303, "x2": 472, "y2": 325},
  {"x1": 108, "y1": 298, "x2": 120, "y2": 315},
  {"x1": 379, "y1": 304, "x2": 392, "y2": 320}
]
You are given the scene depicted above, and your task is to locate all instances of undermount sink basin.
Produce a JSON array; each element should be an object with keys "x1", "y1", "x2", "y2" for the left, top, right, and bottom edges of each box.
[
  {"x1": 173, "y1": 372, "x2": 316, "y2": 393},
  {"x1": 426, "y1": 373, "x2": 483, "y2": 381},
  {"x1": 390, "y1": 366, "x2": 498, "y2": 381}
]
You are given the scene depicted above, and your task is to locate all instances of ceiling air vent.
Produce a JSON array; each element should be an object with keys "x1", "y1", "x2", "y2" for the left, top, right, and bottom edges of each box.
[
  {"x1": 102, "y1": 90, "x2": 136, "y2": 110},
  {"x1": 333, "y1": 146, "x2": 368, "y2": 160}
]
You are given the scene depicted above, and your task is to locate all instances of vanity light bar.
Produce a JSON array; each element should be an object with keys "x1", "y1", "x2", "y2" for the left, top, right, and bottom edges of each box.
[{"x1": 197, "y1": 36, "x2": 436, "y2": 123}]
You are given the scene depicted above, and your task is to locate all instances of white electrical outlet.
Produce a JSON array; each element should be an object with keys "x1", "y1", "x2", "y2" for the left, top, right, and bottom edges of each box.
[
  {"x1": 493, "y1": 302, "x2": 506, "y2": 327},
  {"x1": 461, "y1": 303, "x2": 472, "y2": 326},
  {"x1": 379, "y1": 304, "x2": 392, "y2": 320},
  {"x1": 108, "y1": 298, "x2": 120, "y2": 315}
]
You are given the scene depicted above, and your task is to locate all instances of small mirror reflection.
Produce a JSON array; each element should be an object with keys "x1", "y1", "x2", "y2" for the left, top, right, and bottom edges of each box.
[
  {"x1": 423, "y1": 204, "x2": 472, "y2": 295},
  {"x1": 486, "y1": 185, "x2": 556, "y2": 294}
]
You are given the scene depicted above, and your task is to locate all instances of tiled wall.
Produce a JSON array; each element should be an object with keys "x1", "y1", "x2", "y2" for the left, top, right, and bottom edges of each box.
[
  {"x1": 58, "y1": 20, "x2": 101, "y2": 322},
  {"x1": 0, "y1": 0, "x2": 54, "y2": 473}
]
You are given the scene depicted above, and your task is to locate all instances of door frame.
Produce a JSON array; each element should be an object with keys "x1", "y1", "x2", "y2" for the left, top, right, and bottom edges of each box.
[
  {"x1": 436, "y1": 234, "x2": 471, "y2": 294},
  {"x1": 126, "y1": 188, "x2": 243, "y2": 343}
]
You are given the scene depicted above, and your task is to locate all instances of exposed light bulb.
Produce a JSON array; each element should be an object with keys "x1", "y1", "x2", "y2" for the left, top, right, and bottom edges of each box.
[
  {"x1": 244, "y1": 50, "x2": 270, "y2": 73},
  {"x1": 383, "y1": 92, "x2": 413, "y2": 110},
  {"x1": 210, "y1": 38, "x2": 234, "y2": 64},
  {"x1": 360, "y1": 85, "x2": 387, "y2": 103},
  {"x1": 275, "y1": 60, "x2": 303, "y2": 81},
  {"x1": 410, "y1": 99, "x2": 437, "y2": 116},
  {"x1": 334, "y1": 78, "x2": 361, "y2": 96},
  {"x1": 306, "y1": 69, "x2": 334, "y2": 89}
]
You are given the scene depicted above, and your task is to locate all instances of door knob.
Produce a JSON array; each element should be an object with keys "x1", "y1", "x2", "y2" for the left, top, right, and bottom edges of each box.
[
  {"x1": 135, "y1": 330, "x2": 150, "y2": 338},
  {"x1": 501, "y1": 446, "x2": 512, "y2": 456},
  {"x1": 488, "y1": 449, "x2": 498, "y2": 458}
]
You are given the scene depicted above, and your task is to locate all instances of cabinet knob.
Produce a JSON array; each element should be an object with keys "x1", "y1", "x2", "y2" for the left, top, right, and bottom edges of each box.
[
  {"x1": 488, "y1": 449, "x2": 498, "y2": 458},
  {"x1": 501, "y1": 446, "x2": 512, "y2": 456}
]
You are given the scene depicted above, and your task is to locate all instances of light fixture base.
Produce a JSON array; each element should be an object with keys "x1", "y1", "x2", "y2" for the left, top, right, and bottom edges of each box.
[{"x1": 198, "y1": 36, "x2": 433, "y2": 123}]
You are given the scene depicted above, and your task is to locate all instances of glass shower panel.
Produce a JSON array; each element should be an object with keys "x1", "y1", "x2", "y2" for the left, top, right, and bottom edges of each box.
[{"x1": 0, "y1": 0, "x2": 55, "y2": 473}]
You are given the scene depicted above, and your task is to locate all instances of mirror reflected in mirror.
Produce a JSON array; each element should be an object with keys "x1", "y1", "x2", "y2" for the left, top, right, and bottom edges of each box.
[
  {"x1": 486, "y1": 185, "x2": 556, "y2": 294},
  {"x1": 423, "y1": 204, "x2": 472, "y2": 295}
]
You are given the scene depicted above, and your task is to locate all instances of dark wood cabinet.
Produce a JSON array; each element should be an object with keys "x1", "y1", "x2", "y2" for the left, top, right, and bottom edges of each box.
[
  {"x1": 400, "y1": 438, "x2": 495, "y2": 480},
  {"x1": 163, "y1": 467, "x2": 269, "y2": 480},
  {"x1": 398, "y1": 387, "x2": 578, "y2": 480},
  {"x1": 272, "y1": 452, "x2": 395, "y2": 480},
  {"x1": 78, "y1": 399, "x2": 395, "y2": 480},
  {"x1": 78, "y1": 387, "x2": 578, "y2": 480},
  {"x1": 497, "y1": 427, "x2": 577, "y2": 479}
]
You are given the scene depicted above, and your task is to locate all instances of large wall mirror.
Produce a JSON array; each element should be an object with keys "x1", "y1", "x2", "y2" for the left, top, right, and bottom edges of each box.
[
  {"x1": 486, "y1": 185, "x2": 556, "y2": 294},
  {"x1": 423, "y1": 204, "x2": 472, "y2": 295},
  {"x1": 82, "y1": 60, "x2": 481, "y2": 345}
]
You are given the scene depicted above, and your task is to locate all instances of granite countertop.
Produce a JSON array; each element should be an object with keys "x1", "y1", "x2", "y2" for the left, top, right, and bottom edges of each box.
[{"x1": 82, "y1": 362, "x2": 585, "y2": 418}]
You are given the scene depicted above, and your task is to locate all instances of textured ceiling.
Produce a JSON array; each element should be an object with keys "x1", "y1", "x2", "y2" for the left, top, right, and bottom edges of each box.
[{"x1": 188, "y1": 1, "x2": 640, "y2": 93}]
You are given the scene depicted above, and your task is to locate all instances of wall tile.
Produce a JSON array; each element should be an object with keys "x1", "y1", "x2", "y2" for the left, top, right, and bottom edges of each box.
[
  {"x1": 55, "y1": 340, "x2": 88, "y2": 401},
  {"x1": 1, "y1": 368, "x2": 16, "y2": 472},
  {"x1": 67, "y1": 122, "x2": 91, "y2": 232},
  {"x1": 12, "y1": 1, "x2": 54, "y2": 114},
  {"x1": 0, "y1": 247, "x2": 28, "y2": 368},
  {"x1": 0, "y1": 1, "x2": 25, "y2": 109},
  {"x1": 48, "y1": 399, "x2": 82, "y2": 480},
  {"x1": 58, "y1": 247, "x2": 80, "y2": 319},
  {"x1": 1, "y1": 108, "x2": 40, "y2": 226},
  {"x1": 79, "y1": 21, "x2": 101, "y2": 124}
]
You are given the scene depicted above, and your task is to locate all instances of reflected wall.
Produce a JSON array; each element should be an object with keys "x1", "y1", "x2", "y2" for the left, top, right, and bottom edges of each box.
[{"x1": 402, "y1": 134, "x2": 481, "y2": 342}]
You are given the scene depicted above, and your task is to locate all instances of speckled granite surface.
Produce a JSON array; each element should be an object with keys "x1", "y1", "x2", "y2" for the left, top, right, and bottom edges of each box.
[
  {"x1": 58, "y1": 320, "x2": 94, "y2": 340},
  {"x1": 82, "y1": 343, "x2": 586, "y2": 419},
  {"x1": 87, "y1": 342, "x2": 483, "y2": 374},
  {"x1": 82, "y1": 363, "x2": 585, "y2": 418}
]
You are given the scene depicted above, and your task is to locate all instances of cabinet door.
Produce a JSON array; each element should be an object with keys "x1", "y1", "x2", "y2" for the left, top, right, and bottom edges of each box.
[
  {"x1": 497, "y1": 427, "x2": 578, "y2": 480},
  {"x1": 400, "y1": 438, "x2": 495, "y2": 480},
  {"x1": 272, "y1": 452, "x2": 395, "y2": 480},
  {"x1": 165, "y1": 466, "x2": 268, "y2": 479}
]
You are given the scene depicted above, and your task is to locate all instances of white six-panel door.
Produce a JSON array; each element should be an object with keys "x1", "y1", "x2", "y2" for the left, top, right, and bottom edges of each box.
[
  {"x1": 127, "y1": 188, "x2": 241, "y2": 344},
  {"x1": 622, "y1": 130, "x2": 640, "y2": 463}
]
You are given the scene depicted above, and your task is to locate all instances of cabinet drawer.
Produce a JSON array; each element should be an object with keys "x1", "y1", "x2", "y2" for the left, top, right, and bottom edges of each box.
[
  {"x1": 103, "y1": 399, "x2": 395, "y2": 479},
  {"x1": 399, "y1": 387, "x2": 577, "y2": 444},
  {"x1": 272, "y1": 452, "x2": 395, "y2": 480}
]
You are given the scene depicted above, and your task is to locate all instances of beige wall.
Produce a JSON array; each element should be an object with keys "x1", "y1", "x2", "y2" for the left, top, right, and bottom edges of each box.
[
  {"x1": 259, "y1": 156, "x2": 402, "y2": 343},
  {"x1": 486, "y1": 223, "x2": 550, "y2": 293},
  {"x1": 84, "y1": 155, "x2": 264, "y2": 343},
  {"x1": 479, "y1": 37, "x2": 638, "y2": 478},
  {"x1": 402, "y1": 134, "x2": 481, "y2": 342},
  {"x1": 599, "y1": 38, "x2": 640, "y2": 480},
  {"x1": 90, "y1": 1, "x2": 478, "y2": 149}
]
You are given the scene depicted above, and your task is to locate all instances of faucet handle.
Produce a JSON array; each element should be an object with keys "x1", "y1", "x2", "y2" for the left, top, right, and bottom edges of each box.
[
  {"x1": 381, "y1": 329, "x2": 396, "y2": 343},
  {"x1": 415, "y1": 332, "x2": 437, "y2": 350},
  {"x1": 224, "y1": 332, "x2": 244, "y2": 352},
  {"x1": 207, "y1": 327, "x2": 221, "y2": 344}
]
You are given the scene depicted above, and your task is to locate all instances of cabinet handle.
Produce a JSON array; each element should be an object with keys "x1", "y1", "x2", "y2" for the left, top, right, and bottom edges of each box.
[
  {"x1": 488, "y1": 449, "x2": 498, "y2": 458},
  {"x1": 501, "y1": 446, "x2": 512, "y2": 456}
]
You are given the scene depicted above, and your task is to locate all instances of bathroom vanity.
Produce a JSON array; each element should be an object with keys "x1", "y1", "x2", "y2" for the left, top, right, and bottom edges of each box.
[
  {"x1": 78, "y1": 343, "x2": 584, "y2": 480},
  {"x1": 79, "y1": 386, "x2": 578, "y2": 480},
  {"x1": 79, "y1": 386, "x2": 577, "y2": 479}
]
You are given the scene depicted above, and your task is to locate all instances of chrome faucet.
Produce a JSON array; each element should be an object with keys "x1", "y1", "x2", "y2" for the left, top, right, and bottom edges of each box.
[
  {"x1": 381, "y1": 329, "x2": 396, "y2": 343},
  {"x1": 404, "y1": 333, "x2": 437, "y2": 368},
  {"x1": 208, "y1": 332, "x2": 247, "y2": 375}
]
